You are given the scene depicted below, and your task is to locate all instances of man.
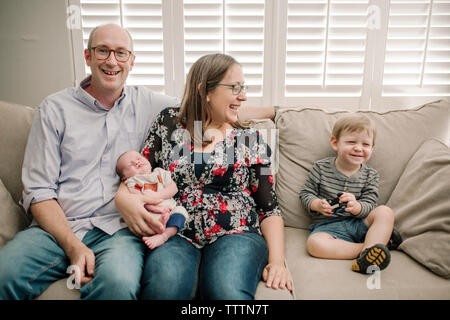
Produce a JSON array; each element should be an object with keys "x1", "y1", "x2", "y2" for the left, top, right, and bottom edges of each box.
[{"x1": 0, "y1": 24, "x2": 276, "y2": 299}]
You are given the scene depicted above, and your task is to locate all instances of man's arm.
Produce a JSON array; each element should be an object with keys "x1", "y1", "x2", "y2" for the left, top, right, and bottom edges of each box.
[
  {"x1": 238, "y1": 106, "x2": 276, "y2": 121},
  {"x1": 31, "y1": 199, "x2": 95, "y2": 285},
  {"x1": 20, "y1": 100, "x2": 95, "y2": 285}
]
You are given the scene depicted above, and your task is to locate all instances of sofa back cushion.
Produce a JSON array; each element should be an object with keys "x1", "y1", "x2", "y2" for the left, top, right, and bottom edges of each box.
[
  {"x1": 0, "y1": 101, "x2": 36, "y2": 204},
  {"x1": 275, "y1": 99, "x2": 450, "y2": 229}
]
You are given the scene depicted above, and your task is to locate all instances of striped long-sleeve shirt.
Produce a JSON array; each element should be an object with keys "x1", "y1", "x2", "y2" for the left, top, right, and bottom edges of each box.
[{"x1": 300, "y1": 157, "x2": 379, "y2": 224}]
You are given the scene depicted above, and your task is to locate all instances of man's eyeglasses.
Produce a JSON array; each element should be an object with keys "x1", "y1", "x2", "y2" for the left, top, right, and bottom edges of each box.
[
  {"x1": 90, "y1": 46, "x2": 133, "y2": 62},
  {"x1": 216, "y1": 83, "x2": 248, "y2": 95}
]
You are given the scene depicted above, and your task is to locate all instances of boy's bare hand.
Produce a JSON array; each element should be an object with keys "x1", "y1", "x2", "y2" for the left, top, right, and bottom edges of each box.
[
  {"x1": 311, "y1": 198, "x2": 333, "y2": 216},
  {"x1": 339, "y1": 192, "x2": 356, "y2": 203},
  {"x1": 340, "y1": 192, "x2": 361, "y2": 215},
  {"x1": 345, "y1": 200, "x2": 362, "y2": 215}
]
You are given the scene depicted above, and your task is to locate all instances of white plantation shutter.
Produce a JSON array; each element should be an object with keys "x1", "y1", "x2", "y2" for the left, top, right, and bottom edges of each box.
[
  {"x1": 285, "y1": 0, "x2": 370, "y2": 107},
  {"x1": 183, "y1": 0, "x2": 265, "y2": 98},
  {"x1": 80, "y1": 0, "x2": 165, "y2": 93},
  {"x1": 381, "y1": 0, "x2": 450, "y2": 102},
  {"x1": 73, "y1": 0, "x2": 449, "y2": 109}
]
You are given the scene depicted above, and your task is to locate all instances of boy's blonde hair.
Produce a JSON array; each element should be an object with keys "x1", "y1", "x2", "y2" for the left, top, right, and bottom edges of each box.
[{"x1": 332, "y1": 114, "x2": 377, "y2": 145}]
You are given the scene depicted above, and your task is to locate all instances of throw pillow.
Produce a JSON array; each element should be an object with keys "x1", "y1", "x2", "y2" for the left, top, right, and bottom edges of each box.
[
  {"x1": 386, "y1": 138, "x2": 450, "y2": 278},
  {"x1": 0, "y1": 178, "x2": 30, "y2": 248}
]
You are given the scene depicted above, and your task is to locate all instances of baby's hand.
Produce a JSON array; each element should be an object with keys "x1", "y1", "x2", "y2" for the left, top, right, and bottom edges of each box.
[{"x1": 145, "y1": 204, "x2": 171, "y2": 214}]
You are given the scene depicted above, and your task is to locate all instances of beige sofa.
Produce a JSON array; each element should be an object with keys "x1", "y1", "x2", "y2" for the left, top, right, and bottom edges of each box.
[{"x1": 0, "y1": 99, "x2": 449, "y2": 300}]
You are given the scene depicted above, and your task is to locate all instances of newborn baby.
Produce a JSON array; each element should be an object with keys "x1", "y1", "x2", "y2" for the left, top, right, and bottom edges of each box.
[{"x1": 116, "y1": 150, "x2": 188, "y2": 249}]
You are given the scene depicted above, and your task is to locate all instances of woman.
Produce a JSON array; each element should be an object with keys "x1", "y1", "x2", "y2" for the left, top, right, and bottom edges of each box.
[{"x1": 116, "y1": 53, "x2": 292, "y2": 299}]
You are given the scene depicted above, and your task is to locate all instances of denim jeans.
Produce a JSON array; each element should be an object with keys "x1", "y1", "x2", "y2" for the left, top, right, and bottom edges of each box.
[
  {"x1": 141, "y1": 232, "x2": 268, "y2": 300},
  {"x1": 0, "y1": 226, "x2": 145, "y2": 300}
]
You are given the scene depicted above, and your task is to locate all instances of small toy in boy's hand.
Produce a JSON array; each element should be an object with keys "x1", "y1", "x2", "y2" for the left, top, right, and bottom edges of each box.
[{"x1": 327, "y1": 192, "x2": 349, "y2": 216}]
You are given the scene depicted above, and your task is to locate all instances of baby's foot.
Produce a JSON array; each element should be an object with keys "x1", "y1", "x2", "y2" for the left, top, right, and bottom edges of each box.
[{"x1": 143, "y1": 233, "x2": 169, "y2": 250}]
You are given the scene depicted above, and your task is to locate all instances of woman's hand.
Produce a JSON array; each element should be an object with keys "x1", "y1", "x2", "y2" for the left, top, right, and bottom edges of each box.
[
  {"x1": 262, "y1": 261, "x2": 293, "y2": 292},
  {"x1": 115, "y1": 183, "x2": 165, "y2": 237}
]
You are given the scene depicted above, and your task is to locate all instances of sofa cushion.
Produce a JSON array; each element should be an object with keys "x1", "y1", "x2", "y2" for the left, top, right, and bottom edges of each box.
[
  {"x1": 0, "y1": 101, "x2": 36, "y2": 203},
  {"x1": 386, "y1": 138, "x2": 450, "y2": 278},
  {"x1": 0, "y1": 179, "x2": 30, "y2": 248},
  {"x1": 285, "y1": 227, "x2": 450, "y2": 299},
  {"x1": 36, "y1": 278, "x2": 80, "y2": 300},
  {"x1": 254, "y1": 280, "x2": 294, "y2": 300},
  {"x1": 275, "y1": 99, "x2": 450, "y2": 229}
]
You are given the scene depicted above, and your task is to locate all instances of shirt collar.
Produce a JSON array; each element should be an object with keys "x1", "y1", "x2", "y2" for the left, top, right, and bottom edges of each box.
[
  {"x1": 330, "y1": 156, "x2": 365, "y2": 180},
  {"x1": 75, "y1": 75, "x2": 127, "y2": 112}
]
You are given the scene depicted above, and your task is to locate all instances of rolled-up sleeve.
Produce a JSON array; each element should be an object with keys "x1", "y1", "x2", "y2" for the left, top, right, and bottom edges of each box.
[{"x1": 20, "y1": 100, "x2": 62, "y2": 213}]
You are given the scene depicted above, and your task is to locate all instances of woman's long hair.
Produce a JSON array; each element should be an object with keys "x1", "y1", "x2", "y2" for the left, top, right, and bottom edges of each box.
[{"x1": 177, "y1": 53, "x2": 246, "y2": 148}]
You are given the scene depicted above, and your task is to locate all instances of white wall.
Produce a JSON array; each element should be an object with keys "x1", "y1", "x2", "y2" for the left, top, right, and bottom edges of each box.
[{"x1": 0, "y1": 0, "x2": 74, "y2": 108}]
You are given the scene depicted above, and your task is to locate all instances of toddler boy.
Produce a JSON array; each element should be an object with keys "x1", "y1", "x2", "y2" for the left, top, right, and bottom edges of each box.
[{"x1": 300, "y1": 114, "x2": 401, "y2": 273}]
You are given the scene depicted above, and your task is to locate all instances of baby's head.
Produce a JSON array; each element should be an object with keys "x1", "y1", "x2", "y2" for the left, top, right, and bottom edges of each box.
[
  {"x1": 116, "y1": 150, "x2": 152, "y2": 180},
  {"x1": 330, "y1": 114, "x2": 376, "y2": 164}
]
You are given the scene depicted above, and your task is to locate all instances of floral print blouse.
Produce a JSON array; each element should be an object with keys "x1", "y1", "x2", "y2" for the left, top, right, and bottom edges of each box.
[{"x1": 141, "y1": 107, "x2": 282, "y2": 248}]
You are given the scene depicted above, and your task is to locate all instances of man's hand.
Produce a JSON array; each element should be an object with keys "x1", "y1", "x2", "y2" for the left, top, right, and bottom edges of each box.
[
  {"x1": 115, "y1": 183, "x2": 165, "y2": 237},
  {"x1": 65, "y1": 241, "x2": 95, "y2": 286}
]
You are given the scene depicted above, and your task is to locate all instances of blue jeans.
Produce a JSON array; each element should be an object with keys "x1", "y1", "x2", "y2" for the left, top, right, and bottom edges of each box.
[
  {"x1": 141, "y1": 232, "x2": 268, "y2": 300},
  {"x1": 0, "y1": 226, "x2": 145, "y2": 300}
]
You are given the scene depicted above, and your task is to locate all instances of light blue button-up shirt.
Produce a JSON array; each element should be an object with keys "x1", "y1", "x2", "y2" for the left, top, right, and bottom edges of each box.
[{"x1": 21, "y1": 77, "x2": 178, "y2": 240}]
